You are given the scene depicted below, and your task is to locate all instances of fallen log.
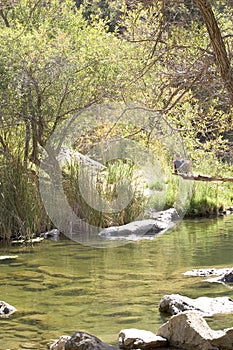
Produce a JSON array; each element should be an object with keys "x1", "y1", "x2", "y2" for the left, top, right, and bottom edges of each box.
[{"x1": 173, "y1": 173, "x2": 233, "y2": 182}]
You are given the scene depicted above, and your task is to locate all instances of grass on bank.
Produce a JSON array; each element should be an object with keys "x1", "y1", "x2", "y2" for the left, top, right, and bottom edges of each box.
[{"x1": 0, "y1": 154, "x2": 233, "y2": 241}]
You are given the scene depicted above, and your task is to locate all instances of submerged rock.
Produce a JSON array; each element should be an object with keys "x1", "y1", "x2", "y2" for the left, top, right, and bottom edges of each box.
[
  {"x1": 65, "y1": 331, "x2": 119, "y2": 350},
  {"x1": 0, "y1": 301, "x2": 17, "y2": 318},
  {"x1": 184, "y1": 267, "x2": 233, "y2": 285},
  {"x1": 11, "y1": 237, "x2": 44, "y2": 244},
  {"x1": 157, "y1": 310, "x2": 233, "y2": 350},
  {"x1": 183, "y1": 267, "x2": 231, "y2": 277},
  {"x1": 98, "y1": 208, "x2": 179, "y2": 240},
  {"x1": 159, "y1": 294, "x2": 233, "y2": 317},
  {"x1": 119, "y1": 328, "x2": 167, "y2": 349}
]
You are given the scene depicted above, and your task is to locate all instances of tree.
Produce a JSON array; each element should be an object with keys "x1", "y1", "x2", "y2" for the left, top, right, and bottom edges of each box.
[
  {"x1": 0, "y1": 0, "x2": 138, "y2": 165},
  {"x1": 118, "y1": 0, "x2": 233, "y2": 167},
  {"x1": 195, "y1": 0, "x2": 233, "y2": 105}
]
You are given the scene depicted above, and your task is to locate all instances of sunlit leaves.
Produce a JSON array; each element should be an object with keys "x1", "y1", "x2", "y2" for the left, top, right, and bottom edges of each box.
[{"x1": 0, "y1": 0, "x2": 139, "y2": 163}]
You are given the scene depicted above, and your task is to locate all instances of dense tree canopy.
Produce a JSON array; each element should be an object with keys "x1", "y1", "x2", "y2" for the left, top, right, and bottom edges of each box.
[
  {"x1": 0, "y1": 0, "x2": 140, "y2": 164},
  {"x1": 0, "y1": 0, "x2": 232, "y2": 167}
]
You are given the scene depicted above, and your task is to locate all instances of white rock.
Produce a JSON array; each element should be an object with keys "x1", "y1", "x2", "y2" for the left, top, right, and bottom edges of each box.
[
  {"x1": 0, "y1": 301, "x2": 17, "y2": 318},
  {"x1": 119, "y1": 328, "x2": 167, "y2": 349},
  {"x1": 0, "y1": 255, "x2": 18, "y2": 260},
  {"x1": 50, "y1": 335, "x2": 70, "y2": 350}
]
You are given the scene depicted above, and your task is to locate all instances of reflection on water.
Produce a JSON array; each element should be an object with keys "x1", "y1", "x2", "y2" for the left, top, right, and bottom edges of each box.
[{"x1": 0, "y1": 215, "x2": 233, "y2": 349}]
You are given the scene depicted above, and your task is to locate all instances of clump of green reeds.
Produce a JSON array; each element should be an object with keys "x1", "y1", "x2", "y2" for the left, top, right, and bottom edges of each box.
[
  {"x1": 186, "y1": 181, "x2": 230, "y2": 217},
  {"x1": 0, "y1": 157, "x2": 49, "y2": 241},
  {"x1": 62, "y1": 158, "x2": 146, "y2": 227}
]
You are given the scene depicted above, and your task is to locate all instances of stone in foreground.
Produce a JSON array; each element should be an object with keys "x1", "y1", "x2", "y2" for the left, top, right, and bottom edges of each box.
[
  {"x1": 50, "y1": 336, "x2": 70, "y2": 350},
  {"x1": 119, "y1": 328, "x2": 167, "y2": 349},
  {"x1": 65, "y1": 331, "x2": 120, "y2": 350},
  {"x1": 157, "y1": 310, "x2": 233, "y2": 350},
  {"x1": 159, "y1": 293, "x2": 233, "y2": 317},
  {"x1": 0, "y1": 301, "x2": 17, "y2": 318}
]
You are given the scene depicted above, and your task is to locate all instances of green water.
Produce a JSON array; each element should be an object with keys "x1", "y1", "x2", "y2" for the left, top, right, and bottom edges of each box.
[{"x1": 1, "y1": 216, "x2": 233, "y2": 350}]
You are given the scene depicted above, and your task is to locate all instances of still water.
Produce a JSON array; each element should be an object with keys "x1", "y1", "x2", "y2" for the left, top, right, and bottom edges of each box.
[{"x1": 1, "y1": 215, "x2": 233, "y2": 350}]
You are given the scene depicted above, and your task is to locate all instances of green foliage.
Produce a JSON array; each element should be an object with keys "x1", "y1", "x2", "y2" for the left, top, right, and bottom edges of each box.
[{"x1": 76, "y1": 0, "x2": 124, "y2": 32}]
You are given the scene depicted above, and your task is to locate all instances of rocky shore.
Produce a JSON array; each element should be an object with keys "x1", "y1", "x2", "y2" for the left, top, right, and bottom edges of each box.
[
  {"x1": 50, "y1": 309, "x2": 233, "y2": 350},
  {"x1": 3, "y1": 263, "x2": 233, "y2": 350},
  {"x1": 49, "y1": 265, "x2": 233, "y2": 350}
]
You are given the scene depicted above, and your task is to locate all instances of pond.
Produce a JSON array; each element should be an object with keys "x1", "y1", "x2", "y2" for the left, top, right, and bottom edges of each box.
[{"x1": 1, "y1": 215, "x2": 233, "y2": 349}]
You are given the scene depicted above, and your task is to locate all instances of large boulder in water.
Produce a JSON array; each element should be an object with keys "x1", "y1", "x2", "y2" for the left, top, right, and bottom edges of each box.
[
  {"x1": 65, "y1": 331, "x2": 119, "y2": 350},
  {"x1": 98, "y1": 208, "x2": 179, "y2": 240},
  {"x1": 157, "y1": 310, "x2": 233, "y2": 350},
  {"x1": 159, "y1": 294, "x2": 233, "y2": 317}
]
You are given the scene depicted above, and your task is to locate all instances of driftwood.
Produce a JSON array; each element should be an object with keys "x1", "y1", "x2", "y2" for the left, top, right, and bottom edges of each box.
[{"x1": 173, "y1": 173, "x2": 233, "y2": 182}]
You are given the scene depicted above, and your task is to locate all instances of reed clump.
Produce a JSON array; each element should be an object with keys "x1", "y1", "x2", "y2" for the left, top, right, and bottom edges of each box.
[
  {"x1": 63, "y1": 158, "x2": 146, "y2": 228},
  {"x1": 0, "y1": 157, "x2": 49, "y2": 241}
]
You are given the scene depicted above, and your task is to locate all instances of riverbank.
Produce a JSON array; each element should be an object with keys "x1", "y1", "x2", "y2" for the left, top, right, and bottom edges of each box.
[{"x1": 1, "y1": 165, "x2": 233, "y2": 243}]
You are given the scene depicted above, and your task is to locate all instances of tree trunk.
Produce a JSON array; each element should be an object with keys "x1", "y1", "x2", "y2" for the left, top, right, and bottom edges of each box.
[
  {"x1": 0, "y1": 9, "x2": 10, "y2": 27},
  {"x1": 194, "y1": 0, "x2": 233, "y2": 105}
]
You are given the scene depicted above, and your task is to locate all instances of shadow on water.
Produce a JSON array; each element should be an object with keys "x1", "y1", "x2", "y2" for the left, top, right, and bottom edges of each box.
[{"x1": 0, "y1": 215, "x2": 233, "y2": 349}]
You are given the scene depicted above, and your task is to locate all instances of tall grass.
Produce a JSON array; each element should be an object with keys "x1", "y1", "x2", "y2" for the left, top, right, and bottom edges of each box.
[
  {"x1": 62, "y1": 158, "x2": 146, "y2": 228},
  {"x1": 0, "y1": 157, "x2": 50, "y2": 241},
  {"x1": 186, "y1": 181, "x2": 232, "y2": 217},
  {"x1": 186, "y1": 153, "x2": 233, "y2": 216}
]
